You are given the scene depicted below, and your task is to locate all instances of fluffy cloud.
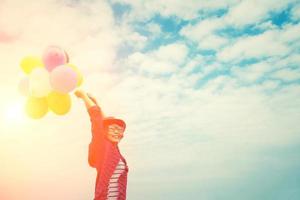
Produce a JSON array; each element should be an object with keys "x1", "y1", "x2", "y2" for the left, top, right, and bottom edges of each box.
[
  {"x1": 279, "y1": 23, "x2": 300, "y2": 44},
  {"x1": 217, "y1": 29, "x2": 290, "y2": 62},
  {"x1": 180, "y1": 0, "x2": 299, "y2": 52},
  {"x1": 106, "y1": 69, "x2": 300, "y2": 200},
  {"x1": 257, "y1": 80, "x2": 279, "y2": 90},
  {"x1": 270, "y1": 68, "x2": 300, "y2": 81},
  {"x1": 231, "y1": 61, "x2": 273, "y2": 83},
  {"x1": 111, "y1": 0, "x2": 238, "y2": 20},
  {"x1": 116, "y1": 23, "x2": 148, "y2": 50},
  {"x1": 198, "y1": 34, "x2": 228, "y2": 49},
  {"x1": 290, "y1": 2, "x2": 300, "y2": 21},
  {"x1": 146, "y1": 22, "x2": 162, "y2": 35},
  {"x1": 180, "y1": 18, "x2": 223, "y2": 42},
  {"x1": 180, "y1": 55, "x2": 205, "y2": 75},
  {"x1": 125, "y1": 42, "x2": 188, "y2": 75},
  {"x1": 224, "y1": 0, "x2": 295, "y2": 27},
  {"x1": 0, "y1": 0, "x2": 121, "y2": 73},
  {"x1": 217, "y1": 23, "x2": 300, "y2": 62},
  {"x1": 180, "y1": 17, "x2": 230, "y2": 50}
]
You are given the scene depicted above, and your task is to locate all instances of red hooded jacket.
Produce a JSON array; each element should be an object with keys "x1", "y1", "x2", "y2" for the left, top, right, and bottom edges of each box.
[{"x1": 87, "y1": 105, "x2": 129, "y2": 200}]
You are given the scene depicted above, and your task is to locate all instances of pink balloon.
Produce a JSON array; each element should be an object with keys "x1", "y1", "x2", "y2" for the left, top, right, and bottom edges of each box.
[
  {"x1": 50, "y1": 65, "x2": 78, "y2": 93},
  {"x1": 43, "y1": 46, "x2": 68, "y2": 72}
]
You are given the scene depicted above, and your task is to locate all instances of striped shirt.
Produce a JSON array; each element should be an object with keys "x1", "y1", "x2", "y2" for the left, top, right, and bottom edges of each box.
[{"x1": 107, "y1": 159, "x2": 126, "y2": 200}]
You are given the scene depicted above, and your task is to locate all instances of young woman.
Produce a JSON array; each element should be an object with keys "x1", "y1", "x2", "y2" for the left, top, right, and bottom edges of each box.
[{"x1": 74, "y1": 89, "x2": 129, "y2": 200}]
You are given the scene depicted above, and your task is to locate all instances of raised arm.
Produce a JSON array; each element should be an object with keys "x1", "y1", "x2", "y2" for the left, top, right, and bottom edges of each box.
[
  {"x1": 74, "y1": 89, "x2": 98, "y2": 109},
  {"x1": 74, "y1": 89, "x2": 106, "y2": 168}
]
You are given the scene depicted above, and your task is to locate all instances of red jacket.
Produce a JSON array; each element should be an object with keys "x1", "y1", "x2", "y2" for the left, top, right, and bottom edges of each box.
[{"x1": 88, "y1": 105, "x2": 129, "y2": 200}]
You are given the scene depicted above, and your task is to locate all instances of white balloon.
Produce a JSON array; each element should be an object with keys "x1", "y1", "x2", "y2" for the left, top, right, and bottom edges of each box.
[{"x1": 29, "y1": 68, "x2": 51, "y2": 97}]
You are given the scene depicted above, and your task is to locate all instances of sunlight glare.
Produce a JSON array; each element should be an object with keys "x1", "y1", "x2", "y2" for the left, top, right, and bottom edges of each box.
[{"x1": 3, "y1": 101, "x2": 27, "y2": 125}]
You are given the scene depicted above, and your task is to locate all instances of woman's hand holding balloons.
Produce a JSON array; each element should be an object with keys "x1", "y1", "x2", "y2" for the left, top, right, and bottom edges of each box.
[
  {"x1": 74, "y1": 89, "x2": 87, "y2": 99},
  {"x1": 74, "y1": 89, "x2": 99, "y2": 110},
  {"x1": 18, "y1": 46, "x2": 84, "y2": 119}
]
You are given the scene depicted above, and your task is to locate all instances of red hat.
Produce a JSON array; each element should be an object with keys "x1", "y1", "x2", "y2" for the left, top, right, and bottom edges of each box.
[{"x1": 103, "y1": 116, "x2": 126, "y2": 131}]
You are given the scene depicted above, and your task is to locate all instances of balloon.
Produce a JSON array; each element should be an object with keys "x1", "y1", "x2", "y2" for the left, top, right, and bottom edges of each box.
[
  {"x1": 29, "y1": 68, "x2": 52, "y2": 97},
  {"x1": 50, "y1": 65, "x2": 78, "y2": 93},
  {"x1": 18, "y1": 76, "x2": 30, "y2": 96},
  {"x1": 25, "y1": 96, "x2": 48, "y2": 119},
  {"x1": 67, "y1": 63, "x2": 83, "y2": 87},
  {"x1": 43, "y1": 46, "x2": 68, "y2": 72},
  {"x1": 47, "y1": 91, "x2": 71, "y2": 115},
  {"x1": 20, "y1": 56, "x2": 43, "y2": 74}
]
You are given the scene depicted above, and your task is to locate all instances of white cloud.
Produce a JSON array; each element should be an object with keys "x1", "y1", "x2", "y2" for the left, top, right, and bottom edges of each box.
[
  {"x1": 225, "y1": 0, "x2": 295, "y2": 27},
  {"x1": 258, "y1": 80, "x2": 279, "y2": 90},
  {"x1": 279, "y1": 23, "x2": 300, "y2": 44},
  {"x1": 217, "y1": 29, "x2": 290, "y2": 62},
  {"x1": 276, "y1": 53, "x2": 300, "y2": 67},
  {"x1": 180, "y1": 17, "x2": 230, "y2": 50},
  {"x1": 231, "y1": 61, "x2": 273, "y2": 83},
  {"x1": 126, "y1": 32, "x2": 148, "y2": 49},
  {"x1": 201, "y1": 75, "x2": 235, "y2": 92},
  {"x1": 180, "y1": 55, "x2": 205, "y2": 75},
  {"x1": 271, "y1": 68, "x2": 300, "y2": 81},
  {"x1": 152, "y1": 43, "x2": 188, "y2": 64},
  {"x1": 225, "y1": 0, "x2": 267, "y2": 27},
  {"x1": 146, "y1": 22, "x2": 162, "y2": 35},
  {"x1": 217, "y1": 23, "x2": 300, "y2": 62},
  {"x1": 0, "y1": 0, "x2": 122, "y2": 73},
  {"x1": 198, "y1": 34, "x2": 228, "y2": 50},
  {"x1": 179, "y1": 0, "x2": 298, "y2": 53},
  {"x1": 111, "y1": 0, "x2": 238, "y2": 20},
  {"x1": 125, "y1": 42, "x2": 188, "y2": 75},
  {"x1": 127, "y1": 52, "x2": 175, "y2": 74},
  {"x1": 291, "y1": 3, "x2": 300, "y2": 21},
  {"x1": 255, "y1": 20, "x2": 277, "y2": 30},
  {"x1": 104, "y1": 71, "x2": 300, "y2": 200},
  {"x1": 180, "y1": 18, "x2": 222, "y2": 42},
  {"x1": 116, "y1": 22, "x2": 148, "y2": 50}
]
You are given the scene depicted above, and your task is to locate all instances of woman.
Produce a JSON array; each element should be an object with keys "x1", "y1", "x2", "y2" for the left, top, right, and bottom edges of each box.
[{"x1": 74, "y1": 89, "x2": 129, "y2": 200}]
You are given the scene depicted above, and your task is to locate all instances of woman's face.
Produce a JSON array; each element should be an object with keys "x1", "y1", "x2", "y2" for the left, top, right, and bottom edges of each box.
[{"x1": 106, "y1": 124, "x2": 124, "y2": 143}]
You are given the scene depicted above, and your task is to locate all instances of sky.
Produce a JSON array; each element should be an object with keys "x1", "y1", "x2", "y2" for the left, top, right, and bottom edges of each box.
[{"x1": 0, "y1": 0, "x2": 300, "y2": 199}]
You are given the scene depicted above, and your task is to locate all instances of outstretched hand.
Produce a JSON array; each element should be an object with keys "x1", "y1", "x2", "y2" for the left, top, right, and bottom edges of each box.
[
  {"x1": 74, "y1": 89, "x2": 87, "y2": 99},
  {"x1": 74, "y1": 89, "x2": 99, "y2": 108}
]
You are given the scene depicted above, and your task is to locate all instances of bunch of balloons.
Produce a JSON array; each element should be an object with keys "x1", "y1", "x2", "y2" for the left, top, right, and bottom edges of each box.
[{"x1": 18, "y1": 46, "x2": 83, "y2": 119}]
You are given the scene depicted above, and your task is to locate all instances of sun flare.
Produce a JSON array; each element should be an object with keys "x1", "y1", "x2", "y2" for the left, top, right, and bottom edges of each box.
[{"x1": 2, "y1": 101, "x2": 27, "y2": 125}]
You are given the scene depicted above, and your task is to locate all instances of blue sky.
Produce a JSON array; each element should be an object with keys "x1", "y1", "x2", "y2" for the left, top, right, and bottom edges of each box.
[
  {"x1": 0, "y1": 0, "x2": 300, "y2": 200},
  {"x1": 108, "y1": 1, "x2": 300, "y2": 199},
  {"x1": 111, "y1": 0, "x2": 300, "y2": 90}
]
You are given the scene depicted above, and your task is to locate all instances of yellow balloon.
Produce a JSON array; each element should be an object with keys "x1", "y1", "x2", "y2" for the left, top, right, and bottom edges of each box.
[
  {"x1": 20, "y1": 56, "x2": 44, "y2": 74},
  {"x1": 67, "y1": 64, "x2": 83, "y2": 87},
  {"x1": 47, "y1": 91, "x2": 71, "y2": 115},
  {"x1": 25, "y1": 96, "x2": 48, "y2": 119}
]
